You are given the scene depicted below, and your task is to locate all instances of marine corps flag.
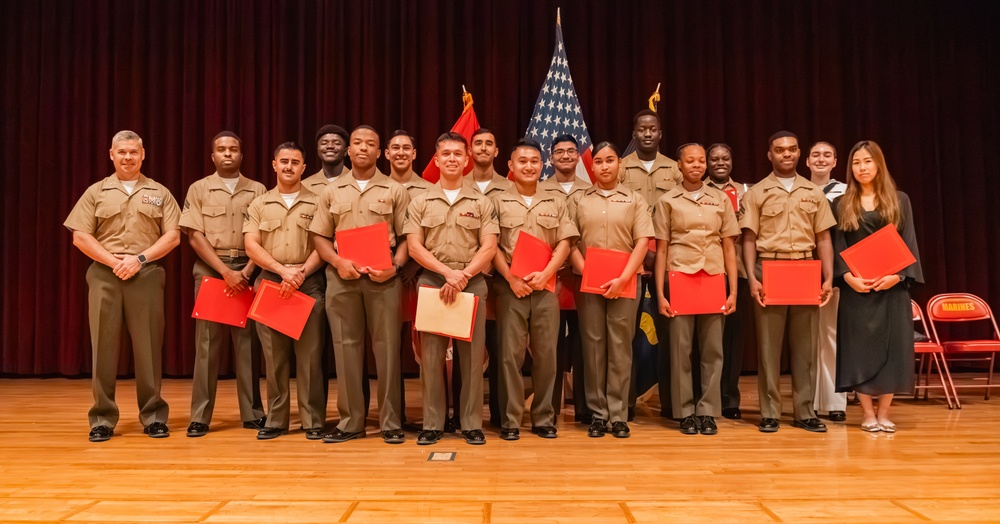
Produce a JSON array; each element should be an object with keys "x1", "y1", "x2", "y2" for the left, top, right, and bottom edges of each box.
[
  {"x1": 523, "y1": 9, "x2": 593, "y2": 182},
  {"x1": 421, "y1": 88, "x2": 480, "y2": 184}
]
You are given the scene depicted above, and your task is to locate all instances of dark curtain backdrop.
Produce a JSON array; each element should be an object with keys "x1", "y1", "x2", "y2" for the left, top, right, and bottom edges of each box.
[{"x1": 2, "y1": 1, "x2": 998, "y2": 376}]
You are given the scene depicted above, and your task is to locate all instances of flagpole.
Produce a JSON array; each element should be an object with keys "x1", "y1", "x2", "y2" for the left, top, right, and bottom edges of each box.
[
  {"x1": 648, "y1": 83, "x2": 661, "y2": 112},
  {"x1": 557, "y1": 7, "x2": 560, "y2": 25}
]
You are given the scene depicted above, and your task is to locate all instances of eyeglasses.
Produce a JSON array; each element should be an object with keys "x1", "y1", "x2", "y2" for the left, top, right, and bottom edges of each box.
[{"x1": 552, "y1": 148, "x2": 578, "y2": 157}]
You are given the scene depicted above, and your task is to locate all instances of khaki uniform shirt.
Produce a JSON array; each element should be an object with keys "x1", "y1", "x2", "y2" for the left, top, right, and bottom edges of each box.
[
  {"x1": 653, "y1": 186, "x2": 740, "y2": 275},
  {"x1": 402, "y1": 184, "x2": 500, "y2": 269},
  {"x1": 179, "y1": 173, "x2": 265, "y2": 250},
  {"x1": 568, "y1": 184, "x2": 654, "y2": 257},
  {"x1": 707, "y1": 178, "x2": 750, "y2": 278},
  {"x1": 493, "y1": 186, "x2": 579, "y2": 265},
  {"x1": 539, "y1": 176, "x2": 591, "y2": 201},
  {"x1": 619, "y1": 152, "x2": 682, "y2": 216},
  {"x1": 395, "y1": 171, "x2": 433, "y2": 199},
  {"x1": 464, "y1": 168, "x2": 513, "y2": 197},
  {"x1": 308, "y1": 171, "x2": 409, "y2": 248},
  {"x1": 64, "y1": 173, "x2": 181, "y2": 255},
  {"x1": 243, "y1": 187, "x2": 319, "y2": 265},
  {"x1": 302, "y1": 168, "x2": 352, "y2": 195},
  {"x1": 739, "y1": 173, "x2": 837, "y2": 254}
]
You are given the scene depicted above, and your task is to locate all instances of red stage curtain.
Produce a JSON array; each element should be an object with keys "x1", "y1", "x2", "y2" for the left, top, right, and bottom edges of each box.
[{"x1": 1, "y1": 0, "x2": 997, "y2": 376}]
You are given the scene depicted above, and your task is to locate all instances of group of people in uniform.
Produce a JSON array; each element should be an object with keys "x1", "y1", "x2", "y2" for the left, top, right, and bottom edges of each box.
[{"x1": 66, "y1": 110, "x2": 922, "y2": 444}]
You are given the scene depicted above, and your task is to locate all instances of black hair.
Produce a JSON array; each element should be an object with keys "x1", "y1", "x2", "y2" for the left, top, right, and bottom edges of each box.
[
  {"x1": 707, "y1": 142, "x2": 733, "y2": 157},
  {"x1": 273, "y1": 141, "x2": 305, "y2": 158},
  {"x1": 435, "y1": 131, "x2": 468, "y2": 150},
  {"x1": 632, "y1": 109, "x2": 659, "y2": 128},
  {"x1": 511, "y1": 138, "x2": 543, "y2": 156},
  {"x1": 550, "y1": 134, "x2": 578, "y2": 152},
  {"x1": 315, "y1": 124, "x2": 349, "y2": 144},
  {"x1": 389, "y1": 129, "x2": 415, "y2": 147},
  {"x1": 472, "y1": 128, "x2": 494, "y2": 140},
  {"x1": 676, "y1": 142, "x2": 705, "y2": 158},
  {"x1": 592, "y1": 141, "x2": 621, "y2": 157},
  {"x1": 212, "y1": 131, "x2": 242, "y2": 149},
  {"x1": 350, "y1": 125, "x2": 380, "y2": 142},
  {"x1": 768, "y1": 130, "x2": 799, "y2": 148}
]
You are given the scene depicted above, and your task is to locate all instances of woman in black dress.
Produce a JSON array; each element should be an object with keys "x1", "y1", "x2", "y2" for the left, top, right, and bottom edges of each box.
[{"x1": 833, "y1": 140, "x2": 923, "y2": 433}]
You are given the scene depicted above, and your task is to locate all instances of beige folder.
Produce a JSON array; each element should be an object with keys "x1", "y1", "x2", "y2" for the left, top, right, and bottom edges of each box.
[{"x1": 414, "y1": 286, "x2": 480, "y2": 341}]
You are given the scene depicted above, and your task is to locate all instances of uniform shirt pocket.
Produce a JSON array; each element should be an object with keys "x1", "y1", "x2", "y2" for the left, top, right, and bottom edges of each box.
[
  {"x1": 368, "y1": 201, "x2": 393, "y2": 216},
  {"x1": 455, "y1": 215, "x2": 481, "y2": 248},
  {"x1": 201, "y1": 205, "x2": 227, "y2": 234},
  {"x1": 797, "y1": 201, "x2": 819, "y2": 214},
  {"x1": 330, "y1": 202, "x2": 352, "y2": 215},
  {"x1": 258, "y1": 219, "x2": 282, "y2": 232},
  {"x1": 499, "y1": 215, "x2": 525, "y2": 229},
  {"x1": 536, "y1": 216, "x2": 559, "y2": 229},
  {"x1": 136, "y1": 204, "x2": 164, "y2": 233}
]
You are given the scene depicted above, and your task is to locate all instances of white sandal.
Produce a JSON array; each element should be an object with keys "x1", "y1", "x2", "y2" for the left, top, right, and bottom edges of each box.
[{"x1": 861, "y1": 420, "x2": 881, "y2": 432}]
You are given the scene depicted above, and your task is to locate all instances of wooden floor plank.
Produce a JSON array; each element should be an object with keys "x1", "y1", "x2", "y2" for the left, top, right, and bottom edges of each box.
[{"x1": 0, "y1": 377, "x2": 997, "y2": 523}]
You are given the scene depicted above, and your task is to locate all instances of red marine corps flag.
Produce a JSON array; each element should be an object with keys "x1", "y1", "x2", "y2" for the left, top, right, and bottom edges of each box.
[
  {"x1": 421, "y1": 88, "x2": 480, "y2": 184},
  {"x1": 524, "y1": 9, "x2": 593, "y2": 183}
]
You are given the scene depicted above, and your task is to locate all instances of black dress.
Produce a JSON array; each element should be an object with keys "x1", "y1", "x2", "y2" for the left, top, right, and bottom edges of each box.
[{"x1": 833, "y1": 192, "x2": 924, "y2": 395}]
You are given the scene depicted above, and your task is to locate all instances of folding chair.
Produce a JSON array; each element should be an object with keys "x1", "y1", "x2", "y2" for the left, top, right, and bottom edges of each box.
[
  {"x1": 926, "y1": 293, "x2": 1000, "y2": 401},
  {"x1": 911, "y1": 300, "x2": 958, "y2": 409}
]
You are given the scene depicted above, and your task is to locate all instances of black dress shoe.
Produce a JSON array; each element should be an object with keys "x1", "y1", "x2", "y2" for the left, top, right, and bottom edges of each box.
[
  {"x1": 679, "y1": 415, "x2": 699, "y2": 435},
  {"x1": 828, "y1": 411, "x2": 847, "y2": 422},
  {"x1": 243, "y1": 417, "x2": 267, "y2": 430},
  {"x1": 698, "y1": 416, "x2": 718, "y2": 435},
  {"x1": 531, "y1": 426, "x2": 557, "y2": 439},
  {"x1": 144, "y1": 422, "x2": 170, "y2": 438},
  {"x1": 417, "y1": 430, "x2": 443, "y2": 445},
  {"x1": 322, "y1": 428, "x2": 366, "y2": 443},
  {"x1": 186, "y1": 422, "x2": 209, "y2": 437},
  {"x1": 257, "y1": 427, "x2": 287, "y2": 440},
  {"x1": 722, "y1": 407, "x2": 742, "y2": 420},
  {"x1": 462, "y1": 429, "x2": 486, "y2": 445},
  {"x1": 382, "y1": 429, "x2": 405, "y2": 444},
  {"x1": 89, "y1": 425, "x2": 113, "y2": 442},
  {"x1": 499, "y1": 428, "x2": 520, "y2": 441},
  {"x1": 611, "y1": 421, "x2": 630, "y2": 438},
  {"x1": 792, "y1": 418, "x2": 828, "y2": 433},
  {"x1": 304, "y1": 428, "x2": 325, "y2": 440},
  {"x1": 444, "y1": 417, "x2": 460, "y2": 434},
  {"x1": 758, "y1": 418, "x2": 780, "y2": 433},
  {"x1": 587, "y1": 418, "x2": 607, "y2": 438}
]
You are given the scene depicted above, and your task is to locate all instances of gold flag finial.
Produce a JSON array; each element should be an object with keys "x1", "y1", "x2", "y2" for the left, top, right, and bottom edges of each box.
[
  {"x1": 462, "y1": 85, "x2": 473, "y2": 111},
  {"x1": 648, "y1": 83, "x2": 661, "y2": 112}
]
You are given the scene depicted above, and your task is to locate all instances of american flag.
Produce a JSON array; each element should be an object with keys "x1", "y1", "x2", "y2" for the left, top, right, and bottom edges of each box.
[{"x1": 524, "y1": 14, "x2": 593, "y2": 183}]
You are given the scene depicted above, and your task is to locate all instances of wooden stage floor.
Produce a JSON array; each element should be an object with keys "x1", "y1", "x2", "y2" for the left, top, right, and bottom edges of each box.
[{"x1": 0, "y1": 376, "x2": 998, "y2": 523}]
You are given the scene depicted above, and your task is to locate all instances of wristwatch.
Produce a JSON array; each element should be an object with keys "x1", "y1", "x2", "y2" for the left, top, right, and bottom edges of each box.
[
  {"x1": 393, "y1": 264, "x2": 402, "y2": 274},
  {"x1": 896, "y1": 273, "x2": 905, "y2": 282},
  {"x1": 137, "y1": 254, "x2": 147, "y2": 266}
]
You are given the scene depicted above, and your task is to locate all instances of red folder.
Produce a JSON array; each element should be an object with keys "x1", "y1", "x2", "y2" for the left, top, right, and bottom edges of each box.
[
  {"x1": 669, "y1": 271, "x2": 726, "y2": 315},
  {"x1": 839, "y1": 224, "x2": 916, "y2": 280},
  {"x1": 581, "y1": 248, "x2": 637, "y2": 299},
  {"x1": 247, "y1": 280, "x2": 317, "y2": 340},
  {"x1": 509, "y1": 231, "x2": 556, "y2": 293},
  {"x1": 191, "y1": 277, "x2": 254, "y2": 327},
  {"x1": 558, "y1": 273, "x2": 577, "y2": 310},
  {"x1": 762, "y1": 260, "x2": 821, "y2": 306},
  {"x1": 336, "y1": 221, "x2": 393, "y2": 270}
]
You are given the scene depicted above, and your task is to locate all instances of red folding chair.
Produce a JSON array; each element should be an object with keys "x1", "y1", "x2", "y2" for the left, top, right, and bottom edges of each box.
[
  {"x1": 912, "y1": 300, "x2": 958, "y2": 409},
  {"x1": 926, "y1": 293, "x2": 1000, "y2": 401}
]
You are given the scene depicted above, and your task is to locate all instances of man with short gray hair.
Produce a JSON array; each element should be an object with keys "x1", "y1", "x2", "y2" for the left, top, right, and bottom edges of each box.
[{"x1": 64, "y1": 130, "x2": 182, "y2": 442}]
